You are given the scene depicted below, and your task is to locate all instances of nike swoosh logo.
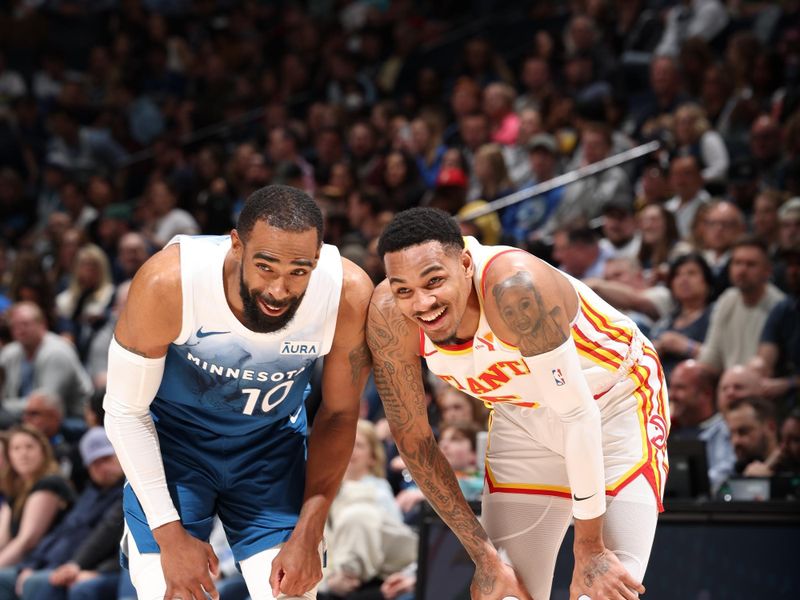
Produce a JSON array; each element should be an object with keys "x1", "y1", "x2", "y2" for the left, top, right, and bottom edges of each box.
[
  {"x1": 573, "y1": 493, "x2": 596, "y2": 502},
  {"x1": 289, "y1": 406, "x2": 303, "y2": 424},
  {"x1": 196, "y1": 327, "x2": 231, "y2": 338}
]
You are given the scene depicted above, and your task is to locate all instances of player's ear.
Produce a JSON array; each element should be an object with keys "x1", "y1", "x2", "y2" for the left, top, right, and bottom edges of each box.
[
  {"x1": 230, "y1": 229, "x2": 243, "y2": 258},
  {"x1": 462, "y1": 249, "x2": 474, "y2": 279}
]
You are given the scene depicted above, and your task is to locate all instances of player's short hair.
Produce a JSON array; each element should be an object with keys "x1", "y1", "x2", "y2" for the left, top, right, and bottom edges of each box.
[
  {"x1": 377, "y1": 207, "x2": 464, "y2": 259},
  {"x1": 237, "y1": 185, "x2": 323, "y2": 245}
]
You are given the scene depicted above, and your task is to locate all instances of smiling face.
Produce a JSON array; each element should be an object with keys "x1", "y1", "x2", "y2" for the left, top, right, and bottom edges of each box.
[
  {"x1": 231, "y1": 220, "x2": 319, "y2": 334},
  {"x1": 384, "y1": 241, "x2": 475, "y2": 345}
]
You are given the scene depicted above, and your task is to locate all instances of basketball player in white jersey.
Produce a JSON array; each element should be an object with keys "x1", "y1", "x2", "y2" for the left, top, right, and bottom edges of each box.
[
  {"x1": 104, "y1": 185, "x2": 373, "y2": 600},
  {"x1": 367, "y1": 208, "x2": 669, "y2": 600}
]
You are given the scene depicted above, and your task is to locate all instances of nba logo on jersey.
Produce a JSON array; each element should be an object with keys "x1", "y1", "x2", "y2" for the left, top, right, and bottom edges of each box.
[
  {"x1": 280, "y1": 340, "x2": 319, "y2": 355},
  {"x1": 552, "y1": 368, "x2": 565, "y2": 386}
]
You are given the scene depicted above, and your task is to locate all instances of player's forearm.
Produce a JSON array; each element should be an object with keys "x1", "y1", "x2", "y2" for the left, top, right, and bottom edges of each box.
[
  {"x1": 395, "y1": 431, "x2": 495, "y2": 565},
  {"x1": 294, "y1": 406, "x2": 358, "y2": 544},
  {"x1": 573, "y1": 515, "x2": 605, "y2": 557}
]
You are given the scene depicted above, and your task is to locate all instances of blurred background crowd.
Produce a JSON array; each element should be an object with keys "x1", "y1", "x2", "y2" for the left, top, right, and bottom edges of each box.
[{"x1": 0, "y1": 0, "x2": 799, "y2": 598}]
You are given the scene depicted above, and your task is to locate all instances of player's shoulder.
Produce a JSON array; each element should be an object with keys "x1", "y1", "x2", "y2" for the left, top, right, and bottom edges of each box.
[
  {"x1": 127, "y1": 243, "x2": 183, "y2": 312},
  {"x1": 482, "y1": 247, "x2": 562, "y2": 293},
  {"x1": 338, "y1": 257, "x2": 374, "y2": 314}
]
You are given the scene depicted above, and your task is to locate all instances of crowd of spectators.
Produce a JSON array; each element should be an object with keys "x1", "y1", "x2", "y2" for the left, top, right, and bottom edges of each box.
[{"x1": 1, "y1": 0, "x2": 799, "y2": 598}]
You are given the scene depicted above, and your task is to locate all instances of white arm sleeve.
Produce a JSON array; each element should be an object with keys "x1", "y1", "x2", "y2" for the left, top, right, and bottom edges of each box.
[
  {"x1": 527, "y1": 336, "x2": 606, "y2": 520},
  {"x1": 103, "y1": 338, "x2": 180, "y2": 529}
]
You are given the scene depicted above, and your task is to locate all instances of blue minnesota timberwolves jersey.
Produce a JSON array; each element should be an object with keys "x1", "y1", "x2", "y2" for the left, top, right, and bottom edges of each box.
[
  {"x1": 124, "y1": 234, "x2": 342, "y2": 560},
  {"x1": 154, "y1": 234, "x2": 342, "y2": 437}
]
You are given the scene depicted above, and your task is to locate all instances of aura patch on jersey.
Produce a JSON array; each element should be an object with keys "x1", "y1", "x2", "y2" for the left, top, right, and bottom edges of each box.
[{"x1": 280, "y1": 340, "x2": 319, "y2": 355}]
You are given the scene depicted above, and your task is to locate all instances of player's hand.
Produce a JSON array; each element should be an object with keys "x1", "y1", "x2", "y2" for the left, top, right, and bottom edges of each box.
[
  {"x1": 570, "y1": 548, "x2": 645, "y2": 600},
  {"x1": 470, "y1": 553, "x2": 533, "y2": 600},
  {"x1": 269, "y1": 536, "x2": 323, "y2": 597},
  {"x1": 154, "y1": 521, "x2": 219, "y2": 600}
]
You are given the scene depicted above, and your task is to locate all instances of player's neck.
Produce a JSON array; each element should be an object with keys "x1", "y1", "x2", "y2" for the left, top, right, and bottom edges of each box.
[
  {"x1": 454, "y1": 283, "x2": 481, "y2": 341},
  {"x1": 222, "y1": 251, "x2": 246, "y2": 322}
]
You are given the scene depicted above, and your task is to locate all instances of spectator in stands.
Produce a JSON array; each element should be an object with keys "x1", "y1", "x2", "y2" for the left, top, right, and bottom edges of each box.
[
  {"x1": 472, "y1": 143, "x2": 516, "y2": 230},
  {"x1": 752, "y1": 189, "x2": 786, "y2": 257},
  {"x1": 668, "y1": 360, "x2": 735, "y2": 492},
  {"x1": 749, "y1": 115, "x2": 784, "y2": 188},
  {"x1": 86, "y1": 279, "x2": 131, "y2": 388},
  {"x1": 437, "y1": 422, "x2": 484, "y2": 500},
  {"x1": 483, "y1": 82, "x2": 520, "y2": 146},
  {"x1": 428, "y1": 166, "x2": 469, "y2": 216},
  {"x1": 54, "y1": 244, "x2": 116, "y2": 363},
  {"x1": 655, "y1": 0, "x2": 729, "y2": 58},
  {"x1": 671, "y1": 102, "x2": 729, "y2": 186},
  {"x1": 632, "y1": 55, "x2": 687, "y2": 139},
  {"x1": 752, "y1": 244, "x2": 800, "y2": 409},
  {"x1": 651, "y1": 253, "x2": 715, "y2": 377},
  {"x1": 717, "y1": 364, "x2": 761, "y2": 413},
  {"x1": 700, "y1": 200, "x2": 746, "y2": 293},
  {"x1": 320, "y1": 420, "x2": 416, "y2": 600},
  {"x1": 346, "y1": 121, "x2": 383, "y2": 188},
  {"x1": 552, "y1": 226, "x2": 612, "y2": 280},
  {"x1": 586, "y1": 255, "x2": 674, "y2": 336},
  {"x1": 8, "y1": 427, "x2": 124, "y2": 600},
  {"x1": 0, "y1": 425, "x2": 74, "y2": 568},
  {"x1": 435, "y1": 386, "x2": 489, "y2": 431},
  {"x1": 725, "y1": 158, "x2": 760, "y2": 217},
  {"x1": 114, "y1": 232, "x2": 150, "y2": 284},
  {"x1": 505, "y1": 133, "x2": 563, "y2": 247},
  {"x1": 380, "y1": 150, "x2": 425, "y2": 213},
  {"x1": 775, "y1": 198, "x2": 800, "y2": 285},
  {"x1": 634, "y1": 160, "x2": 672, "y2": 208},
  {"x1": 140, "y1": 179, "x2": 199, "y2": 249},
  {"x1": 699, "y1": 236, "x2": 785, "y2": 372},
  {"x1": 21, "y1": 390, "x2": 85, "y2": 493},
  {"x1": 773, "y1": 410, "x2": 800, "y2": 475},
  {"x1": 514, "y1": 56, "x2": 553, "y2": 113},
  {"x1": 724, "y1": 396, "x2": 779, "y2": 477},
  {"x1": 599, "y1": 200, "x2": 641, "y2": 259},
  {"x1": 550, "y1": 122, "x2": 631, "y2": 229},
  {"x1": 636, "y1": 203, "x2": 689, "y2": 284},
  {"x1": 0, "y1": 302, "x2": 93, "y2": 419},
  {"x1": 409, "y1": 112, "x2": 447, "y2": 189},
  {"x1": 665, "y1": 155, "x2": 710, "y2": 239}
]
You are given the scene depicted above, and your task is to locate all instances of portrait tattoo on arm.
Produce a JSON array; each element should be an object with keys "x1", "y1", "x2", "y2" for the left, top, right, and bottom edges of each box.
[{"x1": 492, "y1": 270, "x2": 568, "y2": 357}]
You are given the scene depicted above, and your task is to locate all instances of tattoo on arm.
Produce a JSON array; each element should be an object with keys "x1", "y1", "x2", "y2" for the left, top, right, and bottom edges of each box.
[
  {"x1": 347, "y1": 341, "x2": 371, "y2": 387},
  {"x1": 366, "y1": 301, "x2": 494, "y2": 583},
  {"x1": 492, "y1": 270, "x2": 568, "y2": 356},
  {"x1": 114, "y1": 338, "x2": 150, "y2": 358}
]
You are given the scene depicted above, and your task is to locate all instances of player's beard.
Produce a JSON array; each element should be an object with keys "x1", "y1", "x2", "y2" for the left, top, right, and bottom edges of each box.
[{"x1": 239, "y1": 265, "x2": 305, "y2": 334}]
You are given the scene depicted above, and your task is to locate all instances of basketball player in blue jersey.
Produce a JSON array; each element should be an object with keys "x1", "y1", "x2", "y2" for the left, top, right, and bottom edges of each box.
[
  {"x1": 103, "y1": 185, "x2": 374, "y2": 600},
  {"x1": 367, "y1": 208, "x2": 669, "y2": 600}
]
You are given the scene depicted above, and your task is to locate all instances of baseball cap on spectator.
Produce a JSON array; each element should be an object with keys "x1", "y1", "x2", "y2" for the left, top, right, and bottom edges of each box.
[
  {"x1": 80, "y1": 427, "x2": 115, "y2": 466},
  {"x1": 728, "y1": 158, "x2": 757, "y2": 184},
  {"x1": 436, "y1": 167, "x2": 468, "y2": 189},
  {"x1": 778, "y1": 197, "x2": 800, "y2": 221},
  {"x1": 525, "y1": 133, "x2": 558, "y2": 154}
]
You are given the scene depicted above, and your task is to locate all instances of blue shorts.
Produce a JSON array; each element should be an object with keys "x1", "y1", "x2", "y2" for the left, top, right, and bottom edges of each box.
[{"x1": 124, "y1": 418, "x2": 307, "y2": 563}]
